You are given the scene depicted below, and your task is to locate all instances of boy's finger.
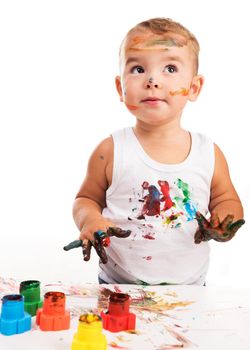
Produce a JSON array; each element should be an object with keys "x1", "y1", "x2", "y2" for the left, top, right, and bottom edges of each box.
[
  {"x1": 220, "y1": 214, "x2": 234, "y2": 231},
  {"x1": 80, "y1": 229, "x2": 93, "y2": 242},
  {"x1": 107, "y1": 227, "x2": 132, "y2": 238},
  {"x1": 93, "y1": 242, "x2": 108, "y2": 264},
  {"x1": 210, "y1": 212, "x2": 219, "y2": 228},
  {"x1": 63, "y1": 239, "x2": 82, "y2": 251},
  {"x1": 196, "y1": 211, "x2": 209, "y2": 228},
  {"x1": 229, "y1": 219, "x2": 245, "y2": 234},
  {"x1": 82, "y1": 239, "x2": 92, "y2": 261}
]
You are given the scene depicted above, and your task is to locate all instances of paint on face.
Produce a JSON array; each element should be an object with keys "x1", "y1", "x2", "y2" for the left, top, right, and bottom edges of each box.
[
  {"x1": 127, "y1": 34, "x2": 187, "y2": 52},
  {"x1": 125, "y1": 103, "x2": 139, "y2": 111},
  {"x1": 169, "y1": 88, "x2": 189, "y2": 96},
  {"x1": 145, "y1": 38, "x2": 183, "y2": 48}
]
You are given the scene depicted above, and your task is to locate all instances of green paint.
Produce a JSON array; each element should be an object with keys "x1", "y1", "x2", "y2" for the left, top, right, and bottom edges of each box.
[
  {"x1": 145, "y1": 38, "x2": 182, "y2": 48},
  {"x1": 137, "y1": 280, "x2": 150, "y2": 286},
  {"x1": 176, "y1": 178, "x2": 191, "y2": 203}
]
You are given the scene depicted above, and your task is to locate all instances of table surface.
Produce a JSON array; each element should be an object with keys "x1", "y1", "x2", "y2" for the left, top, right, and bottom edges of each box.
[{"x1": 0, "y1": 278, "x2": 250, "y2": 350}]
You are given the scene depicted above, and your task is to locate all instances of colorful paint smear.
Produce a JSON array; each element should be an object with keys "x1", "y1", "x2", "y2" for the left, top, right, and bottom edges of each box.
[
  {"x1": 137, "y1": 181, "x2": 161, "y2": 219},
  {"x1": 169, "y1": 88, "x2": 189, "y2": 96},
  {"x1": 127, "y1": 34, "x2": 187, "y2": 52},
  {"x1": 174, "y1": 178, "x2": 197, "y2": 221},
  {"x1": 158, "y1": 180, "x2": 174, "y2": 211},
  {"x1": 132, "y1": 178, "x2": 197, "y2": 226}
]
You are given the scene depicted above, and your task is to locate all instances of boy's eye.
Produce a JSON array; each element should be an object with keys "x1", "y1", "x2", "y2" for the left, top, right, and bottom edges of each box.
[
  {"x1": 131, "y1": 66, "x2": 144, "y2": 74},
  {"x1": 164, "y1": 65, "x2": 177, "y2": 73}
]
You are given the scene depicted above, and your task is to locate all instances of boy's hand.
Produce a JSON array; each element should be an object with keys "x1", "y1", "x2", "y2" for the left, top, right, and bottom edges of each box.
[
  {"x1": 194, "y1": 211, "x2": 245, "y2": 244},
  {"x1": 85, "y1": 227, "x2": 131, "y2": 263},
  {"x1": 63, "y1": 227, "x2": 131, "y2": 264},
  {"x1": 79, "y1": 216, "x2": 114, "y2": 262}
]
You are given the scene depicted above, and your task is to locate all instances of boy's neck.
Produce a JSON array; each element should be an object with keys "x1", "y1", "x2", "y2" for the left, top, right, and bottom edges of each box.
[
  {"x1": 133, "y1": 119, "x2": 185, "y2": 140},
  {"x1": 132, "y1": 120, "x2": 191, "y2": 164}
]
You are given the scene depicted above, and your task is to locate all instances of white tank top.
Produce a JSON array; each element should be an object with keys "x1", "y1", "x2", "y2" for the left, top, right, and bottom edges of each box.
[{"x1": 100, "y1": 127, "x2": 215, "y2": 285}]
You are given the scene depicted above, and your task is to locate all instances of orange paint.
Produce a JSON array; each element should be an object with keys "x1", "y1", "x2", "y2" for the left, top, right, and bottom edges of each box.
[
  {"x1": 125, "y1": 103, "x2": 139, "y2": 110},
  {"x1": 131, "y1": 35, "x2": 145, "y2": 45},
  {"x1": 169, "y1": 88, "x2": 189, "y2": 96},
  {"x1": 127, "y1": 33, "x2": 187, "y2": 52}
]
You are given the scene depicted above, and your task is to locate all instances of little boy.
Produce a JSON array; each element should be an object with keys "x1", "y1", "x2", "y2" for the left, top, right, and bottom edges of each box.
[{"x1": 73, "y1": 18, "x2": 244, "y2": 285}]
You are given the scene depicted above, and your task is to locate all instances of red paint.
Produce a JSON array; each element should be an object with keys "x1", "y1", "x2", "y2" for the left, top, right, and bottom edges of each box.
[
  {"x1": 110, "y1": 342, "x2": 128, "y2": 349},
  {"x1": 114, "y1": 285, "x2": 123, "y2": 293},
  {"x1": 101, "y1": 293, "x2": 136, "y2": 332},
  {"x1": 142, "y1": 234, "x2": 155, "y2": 240},
  {"x1": 143, "y1": 256, "x2": 152, "y2": 260},
  {"x1": 158, "y1": 180, "x2": 174, "y2": 211}
]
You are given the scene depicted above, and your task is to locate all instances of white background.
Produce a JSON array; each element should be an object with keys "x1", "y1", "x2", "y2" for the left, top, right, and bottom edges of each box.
[{"x1": 0, "y1": 0, "x2": 249, "y2": 287}]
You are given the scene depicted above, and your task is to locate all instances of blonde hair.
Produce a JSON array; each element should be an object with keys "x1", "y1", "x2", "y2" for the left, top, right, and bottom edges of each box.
[{"x1": 120, "y1": 17, "x2": 200, "y2": 73}]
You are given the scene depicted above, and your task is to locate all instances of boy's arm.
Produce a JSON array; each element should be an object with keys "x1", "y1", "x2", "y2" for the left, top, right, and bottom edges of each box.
[
  {"x1": 195, "y1": 143, "x2": 245, "y2": 243},
  {"x1": 73, "y1": 136, "x2": 114, "y2": 241},
  {"x1": 209, "y1": 143, "x2": 243, "y2": 220}
]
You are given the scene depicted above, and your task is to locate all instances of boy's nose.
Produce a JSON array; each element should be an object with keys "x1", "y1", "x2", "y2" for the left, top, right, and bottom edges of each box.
[{"x1": 145, "y1": 77, "x2": 162, "y2": 89}]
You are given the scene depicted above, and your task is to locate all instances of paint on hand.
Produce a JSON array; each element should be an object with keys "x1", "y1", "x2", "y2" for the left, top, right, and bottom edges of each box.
[{"x1": 169, "y1": 88, "x2": 189, "y2": 96}]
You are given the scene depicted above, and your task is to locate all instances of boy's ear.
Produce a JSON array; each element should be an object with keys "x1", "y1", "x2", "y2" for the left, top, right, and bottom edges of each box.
[
  {"x1": 115, "y1": 76, "x2": 123, "y2": 102},
  {"x1": 188, "y1": 75, "x2": 204, "y2": 102}
]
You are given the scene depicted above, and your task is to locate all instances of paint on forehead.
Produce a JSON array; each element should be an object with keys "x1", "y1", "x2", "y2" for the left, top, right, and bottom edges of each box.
[
  {"x1": 145, "y1": 38, "x2": 183, "y2": 48},
  {"x1": 169, "y1": 88, "x2": 189, "y2": 96},
  {"x1": 126, "y1": 34, "x2": 187, "y2": 52}
]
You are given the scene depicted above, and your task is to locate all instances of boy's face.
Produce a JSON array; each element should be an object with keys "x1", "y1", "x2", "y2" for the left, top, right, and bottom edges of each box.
[{"x1": 116, "y1": 30, "x2": 203, "y2": 126}]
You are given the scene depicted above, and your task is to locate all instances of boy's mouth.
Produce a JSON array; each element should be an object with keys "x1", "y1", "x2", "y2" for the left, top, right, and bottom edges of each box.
[{"x1": 141, "y1": 97, "x2": 166, "y2": 105}]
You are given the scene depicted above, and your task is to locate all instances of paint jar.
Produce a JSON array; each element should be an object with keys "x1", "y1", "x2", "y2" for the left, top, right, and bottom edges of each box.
[
  {"x1": 19, "y1": 280, "x2": 43, "y2": 316},
  {"x1": 0, "y1": 294, "x2": 31, "y2": 336},
  {"x1": 71, "y1": 313, "x2": 107, "y2": 350},
  {"x1": 101, "y1": 292, "x2": 136, "y2": 332},
  {"x1": 36, "y1": 291, "x2": 70, "y2": 331}
]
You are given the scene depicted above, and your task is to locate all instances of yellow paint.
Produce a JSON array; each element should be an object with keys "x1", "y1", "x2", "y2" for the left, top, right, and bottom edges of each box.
[
  {"x1": 71, "y1": 313, "x2": 107, "y2": 350},
  {"x1": 169, "y1": 88, "x2": 189, "y2": 96}
]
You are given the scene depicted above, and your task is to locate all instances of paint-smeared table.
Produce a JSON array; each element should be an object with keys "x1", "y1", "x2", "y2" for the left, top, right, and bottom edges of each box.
[{"x1": 0, "y1": 278, "x2": 249, "y2": 349}]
